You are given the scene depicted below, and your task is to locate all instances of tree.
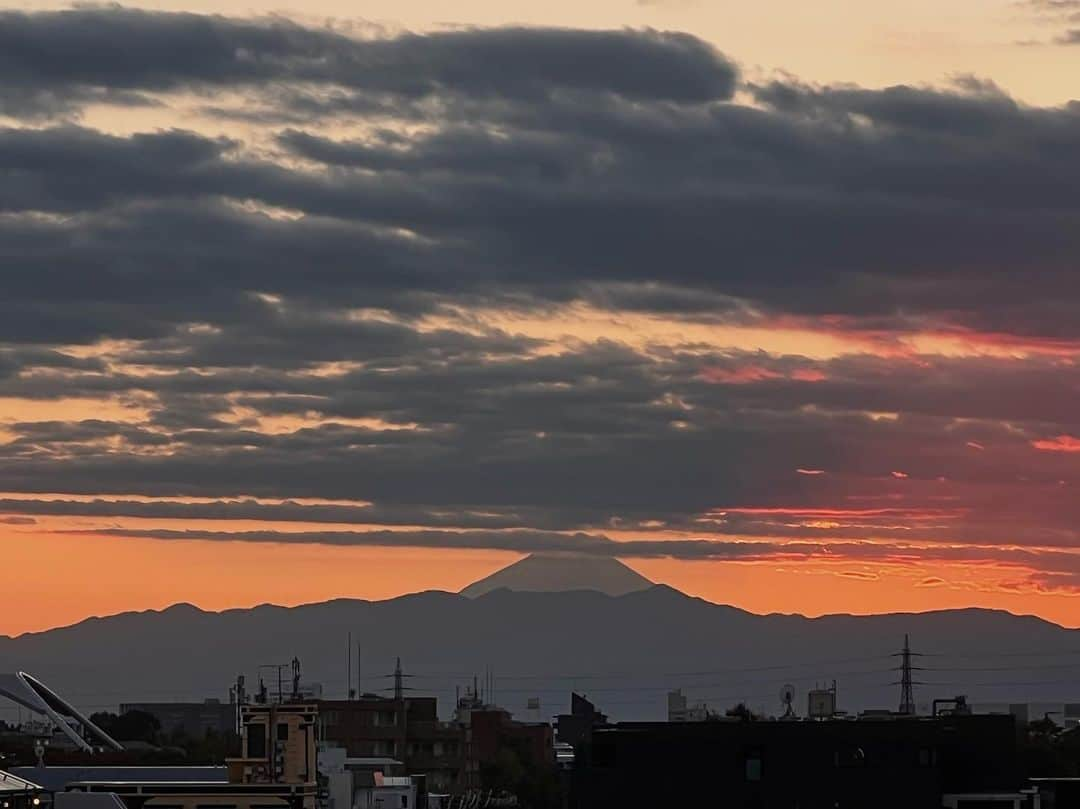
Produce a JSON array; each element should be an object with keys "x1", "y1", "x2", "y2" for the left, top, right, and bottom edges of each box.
[
  {"x1": 724, "y1": 702, "x2": 759, "y2": 722},
  {"x1": 89, "y1": 710, "x2": 161, "y2": 743},
  {"x1": 478, "y1": 737, "x2": 564, "y2": 809},
  {"x1": 1018, "y1": 719, "x2": 1080, "y2": 778}
]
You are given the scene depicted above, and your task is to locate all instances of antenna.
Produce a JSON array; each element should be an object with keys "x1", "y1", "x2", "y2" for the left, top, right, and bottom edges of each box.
[
  {"x1": 291, "y1": 657, "x2": 302, "y2": 700},
  {"x1": 258, "y1": 663, "x2": 291, "y2": 703},
  {"x1": 232, "y1": 674, "x2": 247, "y2": 734},
  {"x1": 779, "y1": 684, "x2": 796, "y2": 719},
  {"x1": 347, "y1": 632, "x2": 354, "y2": 700},
  {"x1": 892, "y1": 634, "x2": 924, "y2": 715}
]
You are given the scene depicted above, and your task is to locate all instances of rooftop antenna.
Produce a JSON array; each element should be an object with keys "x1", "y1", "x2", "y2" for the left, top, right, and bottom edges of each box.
[
  {"x1": 232, "y1": 674, "x2": 247, "y2": 733},
  {"x1": 291, "y1": 657, "x2": 302, "y2": 700},
  {"x1": 259, "y1": 663, "x2": 290, "y2": 703},
  {"x1": 347, "y1": 632, "x2": 354, "y2": 700},
  {"x1": 780, "y1": 684, "x2": 796, "y2": 719}
]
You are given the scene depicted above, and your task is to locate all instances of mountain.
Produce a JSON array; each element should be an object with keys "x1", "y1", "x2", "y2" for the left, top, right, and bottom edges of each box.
[
  {"x1": 460, "y1": 553, "x2": 654, "y2": 598},
  {"x1": 1, "y1": 588, "x2": 1077, "y2": 722}
]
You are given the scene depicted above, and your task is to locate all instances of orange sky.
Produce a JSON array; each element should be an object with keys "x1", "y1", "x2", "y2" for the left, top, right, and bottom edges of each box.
[
  {"x1": 2, "y1": 529, "x2": 1077, "y2": 637},
  {"x1": 1, "y1": 3, "x2": 1079, "y2": 638}
]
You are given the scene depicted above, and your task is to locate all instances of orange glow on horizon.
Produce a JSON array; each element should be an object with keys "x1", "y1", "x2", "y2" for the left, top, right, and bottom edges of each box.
[{"x1": 2, "y1": 531, "x2": 1077, "y2": 638}]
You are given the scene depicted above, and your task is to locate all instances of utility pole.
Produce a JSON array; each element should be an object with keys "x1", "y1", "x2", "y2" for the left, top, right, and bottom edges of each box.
[{"x1": 394, "y1": 657, "x2": 404, "y2": 701}]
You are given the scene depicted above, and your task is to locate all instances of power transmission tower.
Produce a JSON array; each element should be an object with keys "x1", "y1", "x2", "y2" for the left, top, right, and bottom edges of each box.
[
  {"x1": 892, "y1": 634, "x2": 924, "y2": 715},
  {"x1": 375, "y1": 657, "x2": 415, "y2": 699}
]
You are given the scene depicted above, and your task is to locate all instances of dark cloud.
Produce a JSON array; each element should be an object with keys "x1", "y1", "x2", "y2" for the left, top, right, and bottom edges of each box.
[
  {"x1": 62, "y1": 528, "x2": 1080, "y2": 583},
  {"x1": 2, "y1": 86, "x2": 1080, "y2": 345},
  {"x1": 0, "y1": 497, "x2": 600, "y2": 531},
  {"x1": 0, "y1": 9, "x2": 736, "y2": 119},
  {"x1": 1, "y1": 9, "x2": 1079, "y2": 591},
  {"x1": 65, "y1": 526, "x2": 788, "y2": 559},
  {"x1": 1, "y1": 341, "x2": 1078, "y2": 540}
]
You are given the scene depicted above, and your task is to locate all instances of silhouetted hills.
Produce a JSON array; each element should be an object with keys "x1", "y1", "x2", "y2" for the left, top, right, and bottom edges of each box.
[{"x1": 0, "y1": 587, "x2": 1076, "y2": 721}]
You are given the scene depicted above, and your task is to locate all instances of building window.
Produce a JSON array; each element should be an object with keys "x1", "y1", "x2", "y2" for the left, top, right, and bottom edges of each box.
[
  {"x1": 744, "y1": 753, "x2": 762, "y2": 782},
  {"x1": 248, "y1": 724, "x2": 267, "y2": 758},
  {"x1": 373, "y1": 711, "x2": 398, "y2": 727},
  {"x1": 277, "y1": 723, "x2": 289, "y2": 741}
]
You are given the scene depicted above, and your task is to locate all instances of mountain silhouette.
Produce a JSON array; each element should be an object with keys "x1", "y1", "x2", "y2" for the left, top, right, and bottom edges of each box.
[
  {"x1": 460, "y1": 553, "x2": 654, "y2": 598},
  {"x1": 1, "y1": 588, "x2": 1077, "y2": 721}
]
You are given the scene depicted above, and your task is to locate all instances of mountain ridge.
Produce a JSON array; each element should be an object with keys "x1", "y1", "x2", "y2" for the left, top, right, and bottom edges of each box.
[
  {"x1": 1, "y1": 586, "x2": 1070, "y2": 642},
  {"x1": 1, "y1": 585, "x2": 1077, "y2": 722}
]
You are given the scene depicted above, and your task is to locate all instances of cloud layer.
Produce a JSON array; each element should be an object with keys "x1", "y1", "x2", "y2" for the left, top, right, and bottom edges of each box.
[{"x1": 1, "y1": 8, "x2": 1078, "y2": 607}]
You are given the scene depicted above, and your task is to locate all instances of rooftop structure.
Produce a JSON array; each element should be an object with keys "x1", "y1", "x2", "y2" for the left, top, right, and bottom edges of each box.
[
  {"x1": 21, "y1": 702, "x2": 320, "y2": 809},
  {"x1": 0, "y1": 673, "x2": 123, "y2": 754},
  {"x1": 0, "y1": 769, "x2": 44, "y2": 809}
]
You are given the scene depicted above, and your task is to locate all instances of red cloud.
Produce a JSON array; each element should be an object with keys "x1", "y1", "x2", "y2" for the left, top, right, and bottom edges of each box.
[
  {"x1": 791, "y1": 368, "x2": 827, "y2": 382},
  {"x1": 698, "y1": 365, "x2": 828, "y2": 385},
  {"x1": 1031, "y1": 435, "x2": 1080, "y2": 452},
  {"x1": 698, "y1": 365, "x2": 782, "y2": 384}
]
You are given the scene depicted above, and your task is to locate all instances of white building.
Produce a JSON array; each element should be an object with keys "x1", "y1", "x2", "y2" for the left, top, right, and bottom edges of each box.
[
  {"x1": 316, "y1": 746, "x2": 418, "y2": 809},
  {"x1": 667, "y1": 689, "x2": 710, "y2": 722}
]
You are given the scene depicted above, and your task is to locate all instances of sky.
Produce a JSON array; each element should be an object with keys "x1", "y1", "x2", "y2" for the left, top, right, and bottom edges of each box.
[{"x1": 1, "y1": 0, "x2": 1080, "y2": 636}]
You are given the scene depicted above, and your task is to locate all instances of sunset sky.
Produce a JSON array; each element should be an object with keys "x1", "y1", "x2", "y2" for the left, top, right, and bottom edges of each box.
[{"x1": 2, "y1": 0, "x2": 1080, "y2": 636}]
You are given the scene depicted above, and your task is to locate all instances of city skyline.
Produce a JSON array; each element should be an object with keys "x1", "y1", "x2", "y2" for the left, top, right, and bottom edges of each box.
[{"x1": 2, "y1": 2, "x2": 1080, "y2": 635}]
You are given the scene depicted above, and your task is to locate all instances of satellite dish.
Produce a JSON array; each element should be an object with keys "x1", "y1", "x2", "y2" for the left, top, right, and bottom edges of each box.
[{"x1": 780, "y1": 684, "x2": 796, "y2": 718}]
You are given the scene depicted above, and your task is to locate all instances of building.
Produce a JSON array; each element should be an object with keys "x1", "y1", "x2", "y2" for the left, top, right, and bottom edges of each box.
[
  {"x1": 29, "y1": 702, "x2": 319, "y2": 809},
  {"x1": 317, "y1": 684, "x2": 554, "y2": 797},
  {"x1": 567, "y1": 713, "x2": 1021, "y2": 809},
  {"x1": 972, "y1": 702, "x2": 1080, "y2": 729},
  {"x1": 118, "y1": 700, "x2": 237, "y2": 739},
  {"x1": 1067, "y1": 704, "x2": 1080, "y2": 729},
  {"x1": 316, "y1": 696, "x2": 462, "y2": 793},
  {"x1": 667, "y1": 690, "x2": 710, "y2": 723},
  {"x1": 457, "y1": 708, "x2": 552, "y2": 792},
  {"x1": 316, "y1": 746, "x2": 421, "y2": 809},
  {"x1": 554, "y1": 694, "x2": 606, "y2": 751},
  {"x1": 807, "y1": 682, "x2": 839, "y2": 719}
]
